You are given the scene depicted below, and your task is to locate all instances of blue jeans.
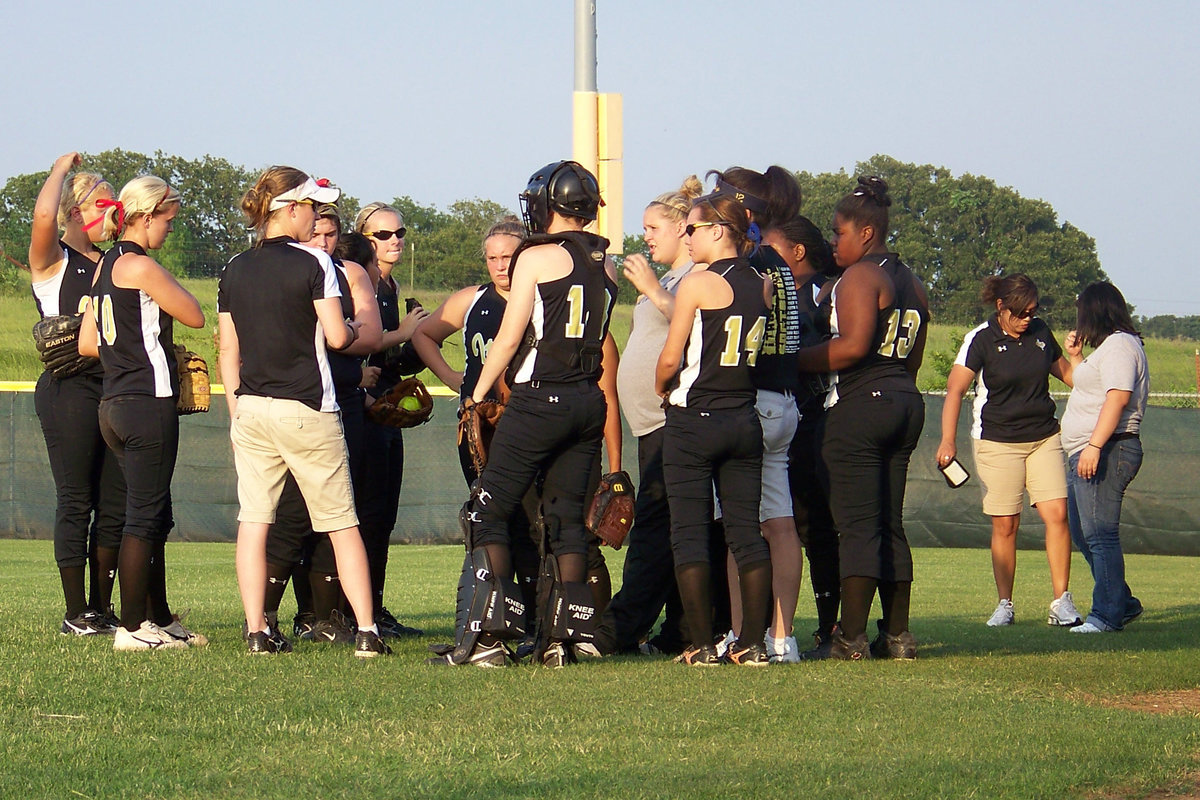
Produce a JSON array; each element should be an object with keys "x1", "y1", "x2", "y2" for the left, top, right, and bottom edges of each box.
[{"x1": 1067, "y1": 438, "x2": 1142, "y2": 631}]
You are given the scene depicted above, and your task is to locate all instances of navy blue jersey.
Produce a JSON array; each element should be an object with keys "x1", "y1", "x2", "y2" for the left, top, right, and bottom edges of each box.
[
  {"x1": 749, "y1": 245, "x2": 800, "y2": 393},
  {"x1": 668, "y1": 257, "x2": 767, "y2": 411},
  {"x1": 461, "y1": 282, "x2": 506, "y2": 401},
  {"x1": 827, "y1": 253, "x2": 927, "y2": 408},
  {"x1": 218, "y1": 237, "x2": 341, "y2": 412},
  {"x1": 956, "y1": 315, "x2": 1063, "y2": 442},
  {"x1": 92, "y1": 241, "x2": 177, "y2": 400}
]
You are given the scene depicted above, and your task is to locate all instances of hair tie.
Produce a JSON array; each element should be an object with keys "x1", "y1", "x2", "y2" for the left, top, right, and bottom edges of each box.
[
  {"x1": 85, "y1": 198, "x2": 124, "y2": 233},
  {"x1": 746, "y1": 221, "x2": 762, "y2": 257}
]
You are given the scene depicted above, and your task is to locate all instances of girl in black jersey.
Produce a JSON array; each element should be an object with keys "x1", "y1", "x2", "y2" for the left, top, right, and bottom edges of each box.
[
  {"x1": 445, "y1": 161, "x2": 618, "y2": 668},
  {"x1": 796, "y1": 176, "x2": 930, "y2": 660},
  {"x1": 219, "y1": 166, "x2": 388, "y2": 658},
  {"x1": 28, "y1": 153, "x2": 125, "y2": 635},
  {"x1": 353, "y1": 202, "x2": 428, "y2": 638},
  {"x1": 78, "y1": 176, "x2": 206, "y2": 651},
  {"x1": 762, "y1": 214, "x2": 842, "y2": 656},
  {"x1": 412, "y1": 218, "x2": 526, "y2": 483},
  {"x1": 656, "y1": 192, "x2": 770, "y2": 667}
]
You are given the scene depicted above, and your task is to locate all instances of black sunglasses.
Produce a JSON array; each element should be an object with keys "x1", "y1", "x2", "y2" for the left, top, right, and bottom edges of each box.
[
  {"x1": 368, "y1": 227, "x2": 407, "y2": 241},
  {"x1": 1008, "y1": 304, "x2": 1039, "y2": 320}
]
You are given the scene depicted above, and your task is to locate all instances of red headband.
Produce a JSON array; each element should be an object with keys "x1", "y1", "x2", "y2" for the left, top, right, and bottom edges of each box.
[{"x1": 83, "y1": 198, "x2": 125, "y2": 234}]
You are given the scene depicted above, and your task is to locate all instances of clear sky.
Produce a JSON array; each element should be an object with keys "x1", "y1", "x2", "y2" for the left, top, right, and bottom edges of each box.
[{"x1": 5, "y1": 1, "x2": 1197, "y2": 316}]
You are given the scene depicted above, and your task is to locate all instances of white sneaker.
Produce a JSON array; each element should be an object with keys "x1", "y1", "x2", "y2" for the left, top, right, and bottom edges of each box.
[
  {"x1": 1069, "y1": 621, "x2": 1105, "y2": 634},
  {"x1": 766, "y1": 634, "x2": 800, "y2": 664},
  {"x1": 573, "y1": 642, "x2": 602, "y2": 659},
  {"x1": 986, "y1": 600, "x2": 1014, "y2": 627},
  {"x1": 162, "y1": 616, "x2": 209, "y2": 647},
  {"x1": 714, "y1": 629, "x2": 737, "y2": 658},
  {"x1": 114, "y1": 621, "x2": 188, "y2": 651},
  {"x1": 1048, "y1": 592, "x2": 1083, "y2": 627}
]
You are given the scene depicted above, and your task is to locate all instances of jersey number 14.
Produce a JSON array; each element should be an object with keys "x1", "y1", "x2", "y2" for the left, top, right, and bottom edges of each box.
[{"x1": 720, "y1": 315, "x2": 766, "y2": 367}]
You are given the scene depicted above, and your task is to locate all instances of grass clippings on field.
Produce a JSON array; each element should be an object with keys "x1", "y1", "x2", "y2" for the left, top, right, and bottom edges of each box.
[{"x1": 1094, "y1": 690, "x2": 1200, "y2": 717}]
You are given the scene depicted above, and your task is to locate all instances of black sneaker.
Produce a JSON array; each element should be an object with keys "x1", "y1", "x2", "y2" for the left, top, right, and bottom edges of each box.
[
  {"x1": 293, "y1": 611, "x2": 317, "y2": 640},
  {"x1": 541, "y1": 641, "x2": 572, "y2": 668},
  {"x1": 61, "y1": 609, "x2": 115, "y2": 636},
  {"x1": 869, "y1": 621, "x2": 917, "y2": 660},
  {"x1": 799, "y1": 628, "x2": 833, "y2": 661},
  {"x1": 311, "y1": 612, "x2": 354, "y2": 645},
  {"x1": 829, "y1": 629, "x2": 871, "y2": 660},
  {"x1": 426, "y1": 639, "x2": 513, "y2": 667},
  {"x1": 377, "y1": 607, "x2": 423, "y2": 638},
  {"x1": 99, "y1": 605, "x2": 121, "y2": 632},
  {"x1": 723, "y1": 641, "x2": 770, "y2": 667},
  {"x1": 354, "y1": 629, "x2": 393, "y2": 658},
  {"x1": 247, "y1": 629, "x2": 291, "y2": 654},
  {"x1": 677, "y1": 644, "x2": 722, "y2": 667}
]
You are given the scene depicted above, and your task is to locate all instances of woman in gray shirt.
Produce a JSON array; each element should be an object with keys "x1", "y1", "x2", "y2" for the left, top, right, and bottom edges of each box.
[{"x1": 1060, "y1": 282, "x2": 1149, "y2": 634}]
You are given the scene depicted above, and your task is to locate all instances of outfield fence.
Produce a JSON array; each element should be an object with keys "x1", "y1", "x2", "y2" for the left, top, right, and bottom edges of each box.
[{"x1": 1, "y1": 387, "x2": 1197, "y2": 555}]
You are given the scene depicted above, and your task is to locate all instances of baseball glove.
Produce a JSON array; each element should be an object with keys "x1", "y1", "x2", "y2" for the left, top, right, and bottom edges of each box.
[
  {"x1": 586, "y1": 471, "x2": 636, "y2": 549},
  {"x1": 457, "y1": 398, "x2": 506, "y2": 474},
  {"x1": 32, "y1": 314, "x2": 98, "y2": 378},
  {"x1": 174, "y1": 344, "x2": 210, "y2": 414},
  {"x1": 367, "y1": 377, "x2": 434, "y2": 428}
]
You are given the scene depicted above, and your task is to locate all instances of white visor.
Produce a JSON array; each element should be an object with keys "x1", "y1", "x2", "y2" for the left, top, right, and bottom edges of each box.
[{"x1": 268, "y1": 178, "x2": 340, "y2": 211}]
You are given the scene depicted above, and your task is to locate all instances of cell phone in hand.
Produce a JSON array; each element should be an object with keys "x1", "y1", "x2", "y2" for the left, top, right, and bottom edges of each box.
[
  {"x1": 939, "y1": 457, "x2": 970, "y2": 488},
  {"x1": 405, "y1": 297, "x2": 420, "y2": 313}
]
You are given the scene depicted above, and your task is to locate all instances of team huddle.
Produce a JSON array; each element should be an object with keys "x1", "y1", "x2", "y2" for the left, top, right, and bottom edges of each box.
[{"x1": 32, "y1": 152, "x2": 1150, "y2": 664}]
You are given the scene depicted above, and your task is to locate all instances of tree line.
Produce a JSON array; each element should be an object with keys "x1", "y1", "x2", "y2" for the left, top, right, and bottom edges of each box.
[{"x1": 1, "y1": 149, "x2": 1196, "y2": 335}]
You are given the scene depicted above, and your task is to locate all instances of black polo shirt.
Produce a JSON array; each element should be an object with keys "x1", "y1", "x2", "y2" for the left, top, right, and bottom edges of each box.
[{"x1": 955, "y1": 315, "x2": 1062, "y2": 442}]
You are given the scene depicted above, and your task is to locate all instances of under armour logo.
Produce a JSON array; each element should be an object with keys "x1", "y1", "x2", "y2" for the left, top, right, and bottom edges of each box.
[
  {"x1": 872, "y1": 391, "x2": 882, "y2": 397},
  {"x1": 997, "y1": 345, "x2": 1008, "y2": 352},
  {"x1": 475, "y1": 568, "x2": 491, "y2": 581},
  {"x1": 76, "y1": 267, "x2": 88, "y2": 275},
  {"x1": 466, "y1": 511, "x2": 482, "y2": 523},
  {"x1": 481, "y1": 310, "x2": 489, "y2": 315},
  {"x1": 549, "y1": 396, "x2": 559, "y2": 403},
  {"x1": 477, "y1": 489, "x2": 492, "y2": 504},
  {"x1": 1036, "y1": 340, "x2": 1046, "y2": 350}
]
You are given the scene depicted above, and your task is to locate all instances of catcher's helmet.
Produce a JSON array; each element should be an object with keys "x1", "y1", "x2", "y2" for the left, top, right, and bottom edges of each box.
[{"x1": 519, "y1": 161, "x2": 602, "y2": 233}]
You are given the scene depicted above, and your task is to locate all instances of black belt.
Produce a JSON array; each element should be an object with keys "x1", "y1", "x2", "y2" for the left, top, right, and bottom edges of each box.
[{"x1": 1107, "y1": 432, "x2": 1139, "y2": 443}]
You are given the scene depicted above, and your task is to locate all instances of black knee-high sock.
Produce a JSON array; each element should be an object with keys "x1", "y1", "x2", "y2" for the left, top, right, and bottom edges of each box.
[
  {"x1": 839, "y1": 576, "x2": 878, "y2": 640},
  {"x1": 118, "y1": 537, "x2": 152, "y2": 630},
  {"x1": 369, "y1": 553, "x2": 387, "y2": 615},
  {"x1": 480, "y1": 544, "x2": 512, "y2": 581},
  {"x1": 60, "y1": 566, "x2": 88, "y2": 619},
  {"x1": 146, "y1": 540, "x2": 172, "y2": 627},
  {"x1": 91, "y1": 546, "x2": 120, "y2": 612},
  {"x1": 736, "y1": 559, "x2": 772, "y2": 649},
  {"x1": 675, "y1": 562, "x2": 712, "y2": 650},
  {"x1": 310, "y1": 571, "x2": 342, "y2": 621},
  {"x1": 291, "y1": 561, "x2": 313, "y2": 617},
  {"x1": 810, "y1": 560, "x2": 840, "y2": 637},
  {"x1": 558, "y1": 553, "x2": 586, "y2": 585},
  {"x1": 878, "y1": 580, "x2": 912, "y2": 635},
  {"x1": 264, "y1": 561, "x2": 292, "y2": 616},
  {"x1": 587, "y1": 567, "x2": 612, "y2": 614}
]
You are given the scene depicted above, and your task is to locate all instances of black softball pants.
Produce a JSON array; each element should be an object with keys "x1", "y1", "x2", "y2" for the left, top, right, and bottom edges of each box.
[
  {"x1": 35, "y1": 371, "x2": 124, "y2": 567},
  {"x1": 98, "y1": 395, "x2": 178, "y2": 543},
  {"x1": 821, "y1": 389, "x2": 924, "y2": 582}
]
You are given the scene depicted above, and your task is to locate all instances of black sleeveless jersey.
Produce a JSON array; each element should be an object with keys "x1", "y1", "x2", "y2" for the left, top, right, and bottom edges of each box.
[
  {"x1": 327, "y1": 258, "x2": 363, "y2": 396},
  {"x1": 217, "y1": 237, "x2": 341, "y2": 412},
  {"x1": 509, "y1": 231, "x2": 616, "y2": 385},
  {"x1": 796, "y1": 272, "x2": 833, "y2": 410},
  {"x1": 92, "y1": 241, "x2": 177, "y2": 400},
  {"x1": 826, "y1": 252, "x2": 927, "y2": 407},
  {"x1": 461, "y1": 282, "x2": 506, "y2": 401},
  {"x1": 667, "y1": 257, "x2": 767, "y2": 411},
  {"x1": 32, "y1": 241, "x2": 105, "y2": 379},
  {"x1": 749, "y1": 245, "x2": 800, "y2": 393}
]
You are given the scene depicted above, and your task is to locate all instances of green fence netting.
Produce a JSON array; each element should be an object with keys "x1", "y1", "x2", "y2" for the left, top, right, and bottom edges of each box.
[{"x1": 2, "y1": 392, "x2": 1197, "y2": 554}]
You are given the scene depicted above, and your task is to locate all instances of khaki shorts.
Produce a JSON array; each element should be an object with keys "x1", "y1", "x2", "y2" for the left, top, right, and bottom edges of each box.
[
  {"x1": 230, "y1": 395, "x2": 358, "y2": 532},
  {"x1": 972, "y1": 434, "x2": 1067, "y2": 517}
]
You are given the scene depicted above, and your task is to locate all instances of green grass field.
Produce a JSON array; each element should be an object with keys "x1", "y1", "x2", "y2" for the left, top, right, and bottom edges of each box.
[
  {"x1": 1, "y1": 540, "x2": 1197, "y2": 799},
  {"x1": 3, "y1": 281, "x2": 1197, "y2": 404}
]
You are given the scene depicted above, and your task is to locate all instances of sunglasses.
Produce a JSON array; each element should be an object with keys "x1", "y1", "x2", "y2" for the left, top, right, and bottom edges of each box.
[
  {"x1": 1007, "y1": 305, "x2": 1039, "y2": 320},
  {"x1": 684, "y1": 221, "x2": 729, "y2": 237},
  {"x1": 368, "y1": 227, "x2": 407, "y2": 241}
]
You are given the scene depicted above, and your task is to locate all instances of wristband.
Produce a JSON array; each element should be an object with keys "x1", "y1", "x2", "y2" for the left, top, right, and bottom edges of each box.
[{"x1": 1087, "y1": 442, "x2": 1103, "y2": 449}]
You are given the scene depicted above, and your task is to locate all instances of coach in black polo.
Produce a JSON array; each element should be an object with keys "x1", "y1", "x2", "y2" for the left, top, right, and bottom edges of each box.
[{"x1": 937, "y1": 274, "x2": 1081, "y2": 630}]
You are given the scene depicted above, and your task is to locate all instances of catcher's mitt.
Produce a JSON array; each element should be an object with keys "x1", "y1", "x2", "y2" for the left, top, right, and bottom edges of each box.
[
  {"x1": 457, "y1": 398, "x2": 506, "y2": 475},
  {"x1": 367, "y1": 377, "x2": 434, "y2": 428},
  {"x1": 586, "y1": 471, "x2": 635, "y2": 549},
  {"x1": 174, "y1": 344, "x2": 210, "y2": 414},
  {"x1": 32, "y1": 314, "x2": 98, "y2": 379}
]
